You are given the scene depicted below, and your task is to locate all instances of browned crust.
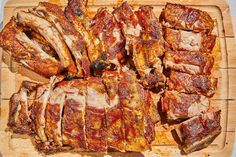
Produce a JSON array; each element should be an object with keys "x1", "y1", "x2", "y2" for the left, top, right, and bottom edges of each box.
[
  {"x1": 168, "y1": 71, "x2": 217, "y2": 97},
  {"x1": 175, "y1": 110, "x2": 221, "y2": 154},
  {"x1": 85, "y1": 77, "x2": 108, "y2": 152},
  {"x1": 91, "y1": 8, "x2": 125, "y2": 69},
  {"x1": 163, "y1": 28, "x2": 216, "y2": 53},
  {"x1": 34, "y1": 2, "x2": 91, "y2": 77},
  {"x1": 61, "y1": 80, "x2": 87, "y2": 149},
  {"x1": 161, "y1": 90, "x2": 210, "y2": 120},
  {"x1": 8, "y1": 81, "x2": 38, "y2": 134},
  {"x1": 0, "y1": 18, "x2": 64, "y2": 77},
  {"x1": 164, "y1": 50, "x2": 214, "y2": 75},
  {"x1": 102, "y1": 71, "x2": 125, "y2": 151},
  {"x1": 160, "y1": 3, "x2": 214, "y2": 33},
  {"x1": 17, "y1": 11, "x2": 77, "y2": 76},
  {"x1": 118, "y1": 72, "x2": 151, "y2": 151}
]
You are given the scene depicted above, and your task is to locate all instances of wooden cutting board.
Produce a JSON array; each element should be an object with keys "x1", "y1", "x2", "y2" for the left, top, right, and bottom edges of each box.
[{"x1": 0, "y1": 0, "x2": 236, "y2": 156}]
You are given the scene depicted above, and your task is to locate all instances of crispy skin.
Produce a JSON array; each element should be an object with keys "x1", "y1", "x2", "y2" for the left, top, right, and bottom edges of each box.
[
  {"x1": 17, "y1": 11, "x2": 77, "y2": 76},
  {"x1": 164, "y1": 28, "x2": 216, "y2": 53},
  {"x1": 85, "y1": 77, "x2": 108, "y2": 152},
  {"x1": 168, "y1": 71, "x2": 217, "y2": 97},
  {"x1": 164, "y1": 50, "x2": 214, "y2": 75},
  {"x1": 61, "y1": 80, "x2": 87, "y2": 149},
  {"x1": 91, "y1": 8, "x2": 125, "y2": 70},
  {"x1": 113, "y1": 2, "x2": 142, "y2": 55},
  {"x1": 33, "y1": 2, "x2": 91, "y2": 77},
  {"x1": 161, "y1": 90, "x2": 210, "y2": 120},
  {"x1": 0, "y1": 18, "x2": 64, "y2": 77},
  {"x1": 132, "y1": 38, "x2": 165, "y2": 89},
  {"x1": 8, "y1": 81, "x2": 38, "y2": 134},
  {"x1": 135, "y1": 5, "x2": 162, "y2": 40},
  {"x1": 160, "y1": 3, "x2": 214, "y2": 33},
  {"x1": 118, "y1": 71, "x2": 150, "y2": 151},
  {"x1": 45, "y1": 86, "x2": 66, "y2": 147},
  {"x1": 175, "y1": 110, "x2": 221, "y2": 154},
  {"x1": 102, "y1": 71, "x2": 125, "y2": 151}
]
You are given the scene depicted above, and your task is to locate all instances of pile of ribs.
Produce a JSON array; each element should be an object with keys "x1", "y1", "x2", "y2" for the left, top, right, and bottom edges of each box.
[{"x1": 0, "y1": 0, "x2": 221, "y2": 155}]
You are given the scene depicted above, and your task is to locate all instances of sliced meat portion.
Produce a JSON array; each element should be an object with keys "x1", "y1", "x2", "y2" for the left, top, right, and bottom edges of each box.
[
  {"x1": 135, "y1": 5, "x2": 163, "y2": 40},
  {"x1": 44, "y1": 84, "x2": 66, "y2": 147},
  {"x1": 113, "y1": 2, "x2": 142, "y2": 55},
  {"x1": 138, "y1": 86, "x2": 160, "y2": 144},
  {"x1": 118, "y1": 71, "x2": 150, "y2": 151},
  {"x1": 161, "y1": 90, "x2": 210, "y2": 120},
  {"x1": 0, "y1": 18, "x2": 63, "y2": 77},
  {"x1": 168, "y1": 71, "x2": 217, "y2": 97},
  {"x1": 175, "y1": 110, "x2": 221, "y2": 154},
  {"x1": 85, "y1": 77, "x2": 108, "y2": 152},
  {"x1": 32, "y1": 2, "x2": 91, "y2": 77},
  {"x1": 163, "y1": 28, "x2": 216, "y2": 53},
  {"x1": 17, "y1": 11, "x2": 77, "y2": 76},
  {"x1": 132, "y1": 38, "x2": 165, "y2": 89},
  {"x1": 8, "y1": 81, "x2": 38, "y2": 134},
  {"x1": 102, "y1": 71, "x2": 125, "y2": 151},
  {"x1": 160, "y1": 3, "x2": 214, "y2": 33},
  {"x1": 91, "y1": 8, "x2": 125, "y2": 71},
  {"x1": 65, "y1": 0, "x2": 107, "y2": 74},
  {"x1": 31, "y1": 76, "x2": 64, "y2": 147},
  {"x1": 164, "y1": 50, "x2": 214, "y2": 75},
  {"x1": 61, "y1": 80, "x2": 87, "y2": 149}
]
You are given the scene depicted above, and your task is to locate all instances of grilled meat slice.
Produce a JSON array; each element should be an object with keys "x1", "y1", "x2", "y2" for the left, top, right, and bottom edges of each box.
[
  {"x1": 31, "y1": 76, "x2": 64, "y2": 145},
  {"x1": 0, "y1": 18, "x2": 63, "y2": 77},
  {"x1": 135, "y1": 5, "x2": 163, "y2": 40},
  {"x1": 132, "y1": 38, "x2": 165, "y2": 89},
  {"x1": 163, "y1": 28, "x2": 216, "y2": 53},
  {"x1": 168, "y1": 71, "x2": 217, "y2": 97},
  {"x1": 65, "y1": 0, "x2": 107, "y2": 74},
  {"x1": 44, "y1": 84, "x2": 66, "y2": 147},
  {"x1": 164, "y1": 50, "x2": 214, "y2": 75},
  {"x1": 161, "y1": 90, "x2": 210, "y2": 120},
  {"x1": 140, "y1": 87, "x2": 160, "y2": 144},
  {"x1": 102, "y1": 71, "x2": 125, "y2": 151},
  {"x1": 61, "y1": 80, "x2": 87, "y2": 149},
  {"x1": 175, "y1": 110, "x2": 221, "y2": 154},
  {"x1": 113, "y1": 2, "x2": 142, "y2": 55},
  {"x1": 8, "y1": 81, "x2": 38, "y2": 134},
  {"x1": 160, "y1": 3, "x2": 214, "y2": 33},
  {"x1": 85, "y1": 77, "x2": 108, "y2": 152},
  {"x1": 118, "y1": 71, "x2": 151, "y2": 151},
  {"x1": 17, "y1": 11, "x2": 77, "y2": 76},
  {"x1": 33, "y1": 2, "x2": 91, "y2": 77},
  {"x1": 91, "y1": 8, "x2": 125, "y2": 70}
]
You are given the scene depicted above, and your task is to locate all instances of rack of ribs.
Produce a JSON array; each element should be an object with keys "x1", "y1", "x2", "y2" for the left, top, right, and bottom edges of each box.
[
  {"x1": 161, "y1": 90, "x2": 210, "y2": 121},
  {"x1": 175, "y1": 110, "x2": 221, "y2": 154},
  {"x1": 160, "y1": 3, "x2": 215, "y2": 33},
  {"x1": 17, "y1": 11, "x2": 77, "y2": 76},
  {"x1": 0, "y1": 18, "x2": 64, "y2": 77},
  {"x1": 164, "y1": 50, "x2": 214, "y2": 75},
  {"x1": 32, "y1": 2, "x2": 91, "y2": 77}
]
